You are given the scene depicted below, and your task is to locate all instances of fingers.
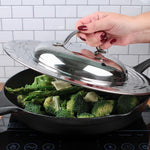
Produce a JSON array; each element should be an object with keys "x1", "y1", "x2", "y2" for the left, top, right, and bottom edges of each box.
[
  {"x1": 79, "y1": 32, "x2": 107, "y2": 47},
  {"x1": 76, "y1": 12, "x2": 109, "y2": 33}
]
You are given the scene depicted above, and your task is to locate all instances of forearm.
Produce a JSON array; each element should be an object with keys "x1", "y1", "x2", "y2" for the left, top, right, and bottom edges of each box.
[
  {"x1": 130, "y1": 29, "x2": 150, "y2": 44},
  {"x1": 132, "y1": 11, "x2": 150, "y2": 32},
  {"x1": 130, "y1": 12, "x2": 150, "y2": 44}
]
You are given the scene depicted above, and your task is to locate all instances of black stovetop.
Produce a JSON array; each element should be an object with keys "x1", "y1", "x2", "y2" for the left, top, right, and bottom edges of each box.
[{"x1": 0, "y1": 112, "x2": 150, "y2": 150}]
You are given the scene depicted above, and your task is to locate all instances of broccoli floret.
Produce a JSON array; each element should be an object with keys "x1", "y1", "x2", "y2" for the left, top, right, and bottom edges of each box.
[
  {"x1": 17, "y1": 95, "x2": 27, "y2": 106},
  {"x1": 52, "y1": 80, "x2": 72, "y2": 90},
  {"x1": 67, "y1": 91, "x2": 90, "y2": 115},
  {"x1": 56, "y1": 109, "x2": 74, "y2": 118},
  {"x1": 83, "y1": 91, "x2": 99, "y2": 102},
  {"x1": 5, "y1": 75, "x2": 55, "y2": 95},
  {"x1": 117, "y1": 95, "x2": 139, "y2": 114},
  {"x1": 29, "y1": 74, "x2": 54, "y2": 87},
  {"x1": 60, "y1": 100, "x2": 67, "y2": 109},
  {"x1": 24, "y1": 102, "x2": 43, "y2": 114},
  {"x1": 77, "y1": 113, "x2": 95, "y2": 118},
  {"x1": 43, "y1": 96, "x2": 61, "y2": 115},
  {"x1": 92, "y1": 100, "x2": 114, "y2": 117}
]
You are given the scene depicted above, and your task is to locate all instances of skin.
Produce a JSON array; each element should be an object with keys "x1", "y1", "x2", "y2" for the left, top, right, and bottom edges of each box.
[{"x1": 76, "y1": 11, "x2": 150, "y2": 49}]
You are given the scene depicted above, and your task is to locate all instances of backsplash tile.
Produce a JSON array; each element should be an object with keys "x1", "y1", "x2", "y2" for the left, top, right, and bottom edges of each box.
[
  {"x1": 77, "y1": 6, "x2": 99, "y2": 17},
  {"x1": 12, "y1": 6, "x2": 33, "y2": 18},
  {"x1": 44, "y1": 18, "x2": 65, "y2": 30},
  {"x1": 2, "y1": 19, "x2": 22, "y2": 30},
  {"x1": 0, "y1": 0, "x2": 149, "y2": 82},
  {"x1": 0, "y1": 6, "x2": 11, "y2": 18},
  {"x1": 23, "y1": 19, "x2": 43, "y2": 30},
  {"x1": 34, "y1": 6, "x2": 55, "y2": 17}
]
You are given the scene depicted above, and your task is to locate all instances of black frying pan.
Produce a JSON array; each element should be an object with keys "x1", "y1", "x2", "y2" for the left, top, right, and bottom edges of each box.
[{"x1": 0, "y1": 59, "x2": 150, "y2": 135}]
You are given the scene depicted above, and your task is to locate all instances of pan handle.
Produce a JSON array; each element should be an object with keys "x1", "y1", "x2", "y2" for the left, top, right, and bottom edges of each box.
[
  {"x1": 0, "y1": 91, "x2": 19, "y2": 115},
  {"x1": 133, "y1": 58, "x2": 150, "y2": 74}
]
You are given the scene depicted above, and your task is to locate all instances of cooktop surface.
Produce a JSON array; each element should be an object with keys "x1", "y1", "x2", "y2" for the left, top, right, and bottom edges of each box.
[{"x1": 0, "y1": 110, "x2": 150, "y2": 150}]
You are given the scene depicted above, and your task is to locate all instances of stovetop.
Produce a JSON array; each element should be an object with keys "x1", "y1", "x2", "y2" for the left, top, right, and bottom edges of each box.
[{"x1": 0, "y1": 111, "x2": 150, "y2": 150}]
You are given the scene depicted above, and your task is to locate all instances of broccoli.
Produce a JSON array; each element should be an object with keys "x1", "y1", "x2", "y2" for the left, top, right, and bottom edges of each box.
[
  {"x1": 28, "y1": 74, "x2": 54, "y2": 87},
  {"x1": 67, "y1": 91, "x2": 90, "y2": 115},
  {"x1": 77, "y1": 113, "x2": 95, "y2": 118},
  {"x1": 52, "y1": 80, "x2": 72, "y2": 90},
  {"x1": 5, "y1": 75, "x2": 55, "y2": 95},
  {"x1": 56, "y1": 109, "x2": 74, "y2": 118},
  {"x1": 17, "y1": 95, "x2": 26, "y2": 106},
  {"x1": 23, "y1": 86, "x2": 84, "y2": 101},
  {"x1": 83, "y1": 91, "x2": 99, "y2": 102},
  {"x1": 117, "y1": 95, "x2": 139, "y2": 114},
  {"x1": 92, "y1": 100, "x2": 114, "y2": 117},
  {"x1": 24, "y1": 102, "x2": 44, "y2": 114},
  {"x1": 60, "y1": 100, "x2": 67, "y2": 109},
  {"x1": 43, "y1": 96, "x2": 61, "y2": 115}
]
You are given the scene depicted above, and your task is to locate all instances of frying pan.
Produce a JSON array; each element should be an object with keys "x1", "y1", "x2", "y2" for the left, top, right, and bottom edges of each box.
[{"x1": 0, "y1": 58, "x2": 149, "y2": 135}]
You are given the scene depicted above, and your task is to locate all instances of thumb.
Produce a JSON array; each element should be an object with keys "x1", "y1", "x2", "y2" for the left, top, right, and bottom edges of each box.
[{"x1": 78, "y1": 18, "x2": 111, "y2": 34}]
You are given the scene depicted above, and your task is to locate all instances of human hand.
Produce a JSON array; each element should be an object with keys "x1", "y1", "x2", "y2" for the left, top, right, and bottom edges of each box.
[{"x1": 76, "y1": 12, "x2": 137, "y2": 49}]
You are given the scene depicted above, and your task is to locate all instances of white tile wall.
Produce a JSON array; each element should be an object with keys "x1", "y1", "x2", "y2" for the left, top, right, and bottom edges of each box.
[
  {"x1": 44, "y1": 19, "x2": 65, "y2": 30},
  {"x1": 0, "y1": 7, "x2": 11, "y2": 18},
  {"x1": 23, "y1": 19, "x2": 43, "y2": 30},
  {"x1": 12, "y1": 6, "x2": 33, "y2": 18},
  {"x1": 1, "y1": 0, "x2": 21, "y2": 5},
  {"x1": 34, "y1": 31, "x2": 55, "y2": 41},
  {"x1": 56, "y1": 6, "x2": 76, "y2": 17},
  {"x1": 88, "y1": 0, "x2": 109, "y2": 5},
  {"x1": 66, "y1": 0, "x2": 87, "y2": 5},
  {"x1": 34, "y1": 6, "x2": 55, "y2": 17},
  {"x1": 44, "y1": 0, "x2": 65, "y2": 5},
  {"x1": 78, "y1": 6, "x2": 98, "y2": 17},
  {"x1": 0, "y1": 0, "x2": 149, "y2": 82},
  {"x1": 100, "y1": 6, "x2": 120, "y2": 13},
  {"x1": 14, "y1": 31, "x2": 33, "y2": 40},
  {"x1": 121, "y1": 6, "x2": 142, "y2": 16},
  {"x1": 2, "y1": 19, "x2": 22, "y2": 30},
  {"x1": 22, "y1": 0, "x2": 43, "y2": 5},
  {"x1": 110, "y1": 0, "x2": 131, "y2": 5}
]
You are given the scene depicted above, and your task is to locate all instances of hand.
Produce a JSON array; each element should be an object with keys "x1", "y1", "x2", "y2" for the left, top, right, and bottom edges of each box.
[{"x1": 75, "y1": 12, "x2": 143, "y2": 49}]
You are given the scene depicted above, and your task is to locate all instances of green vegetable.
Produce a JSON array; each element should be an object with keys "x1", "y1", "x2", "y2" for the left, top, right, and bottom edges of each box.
[
  {"x1": 92, "y1": 100, "x2": 114, "y2": 117},
  {"x1": 67, "y1": 91, "x2": 90, "y2": 115},
  {"x1": 24, "y1": 102, "x2": 44, "y2": 114},
  {"x1": 77, "y1": 113, "x2": 95, "y2": 118},
  {"x1": 56, "y1": 109, "x2": 74, "y2": 118},
  {"x1": 52, "y1": 80, "x2": 72, "y2": 90},
  {"x1": 84, "y1": 91, "x2": 99, "y2": 102},
  {"x1": 43, "y1": 96, "x2": 61, "y2": 115},
  {"x1": 60, "y1": 100, "x2": 67, "y2": 109},
  {"x1": 24, "y1": 86, "x2": 84, "y2": 101},
  {"x1": 5, "y1": 74, "x2": 140, "y2": 119},
  {"x1": 5, "y1": 74, "x2": 55, "y2": 95},
  {"x1": 27, "y1": 74, "x2": 54, "y2": 87},
  {"x1": 117, "y1": 95, "x2": 139, "y2": 114},
  {"x1": 17, "y1": 95, "x2": 27, "y2": 106}
]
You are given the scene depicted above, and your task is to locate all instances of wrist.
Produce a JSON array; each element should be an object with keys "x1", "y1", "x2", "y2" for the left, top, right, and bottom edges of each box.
[
  {"x1": 132, "y1": 12, "x2": 150, "y2": 32},
  {"x1": 129, "y1": 30, "x2": 150, "y2": 44}
]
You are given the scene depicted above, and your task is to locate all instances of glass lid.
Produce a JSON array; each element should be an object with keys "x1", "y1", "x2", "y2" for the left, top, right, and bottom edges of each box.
[{"x1": 3, "y1": 40, "x2": 150, "y2": 95}]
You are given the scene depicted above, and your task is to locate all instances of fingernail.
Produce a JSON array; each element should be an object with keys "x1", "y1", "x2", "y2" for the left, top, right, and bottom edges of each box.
[
  {"x1": 78, "y1": 25, "x2": 88, "y2": 31},
  {"x1": 101, "y1": 37, "x2": 108, "y2": 43},
  {"x1": 79, "y1": 36, "x2": 86, "y2": 41},
  {"x1": 110, "y1": 39, "x2": 117, "y2": 44},
  {"x1": 100, "y1": 32, "x2": 106, "y2": 39}
]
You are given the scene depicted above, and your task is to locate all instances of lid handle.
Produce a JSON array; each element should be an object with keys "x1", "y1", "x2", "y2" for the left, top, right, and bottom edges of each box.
[{"x1": 53, "y1": 30, "x2": 106, "y2": 54}]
